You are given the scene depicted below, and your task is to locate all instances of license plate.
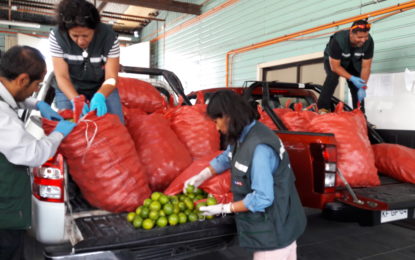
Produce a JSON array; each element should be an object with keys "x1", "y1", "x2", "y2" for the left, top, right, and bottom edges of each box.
[{"x1": 380, "y1": 209, "x2": 408, "y2": 223}]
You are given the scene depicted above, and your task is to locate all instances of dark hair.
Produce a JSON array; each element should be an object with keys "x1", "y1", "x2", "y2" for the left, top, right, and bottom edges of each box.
[
  {"x1": 0, "y1": 45, "x2": 46, "y2": 82},
  {"x1": 57, "y1": 0, "x2": 100, "y2": 31},
  {"x1": 207, "y1": 90, "x2": 257, "y2": 146},
  {"x1": 350, "y1": 19, "x2": 371, "y2": 33}
]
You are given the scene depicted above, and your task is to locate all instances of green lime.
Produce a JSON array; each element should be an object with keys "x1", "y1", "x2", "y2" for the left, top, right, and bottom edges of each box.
[
  {"x1": 142, "y1": 218, "x2": 154, "y2": 230},
  {"x1": 159, "y1": 210, "x2": 166, "y2": 217},
  {"x1": 132, "y1": 216, "x2": 143, "y2": 228},
  {"x1": 184, "y1": 199, "x2": 194, "y2": 210},
  {"x1": 197, "y1": 213, "x2": 205, "y2": 220},
  {"x1": 178, "y1": 212, "x2": 187, "y2": 224},
  {"x1": 143, "y1": 198, "x2": 152, "y2": 207},
  {"x1": 126, "y1": 212, "x2": 136, "y2": 222},
  {"x1": 168, "y1": 214, "x2": 179, "y2": 226},
  {"x1": 195, "y1": 195, "x2": 205, "y2": 201},
  {"x1": 159, "y1": 195, "x2": 169, "y2": 205},
  {"x1": 196, "y1": 202, "x2": 207, "y2": 211},
  {"x1": 173, "y1": 204, "x2": 180, "y2": 214},
  {"x1": 140, "y1": 207, "x2": 150, "y2": 219},
  {"x1": 188, "y1": 212, "x2": 198, "y2": 222},
  {"x1": 149, "y1": 210, "x2": 160, "y2": 220},
  {"x1": 206, "y1": 215, "x2": 214, "y2": 220},
  {"x1": 206, "y1": 197, "x2": 217, "y2": 206},
  {"x1": 169, "y1": 196, "x2": 179, "y2": 205},
  {"x1": 135, "y1": 206, "x2": 142, "y2": 215},
  {"x1": 194, "y1": 188, "x2": 203, "y2": 195},
  {"x1": 185, "y1": 184, "x2": 195, "y2": 194},
  {"x1": 163, "y1": 203, "x2": 173, "y2": 215},
  {"x1": 151, "y1": 192, "x2": 162, "y2": 201},
  {"x1": 149, "y1": 201, "x2": 161, "y2": 211},
  {"x1": 188, "y1": 193, "x2": 195, "y2": 199},
  {"x1": 157, "y1": 216, "x2": 168, "y2": 228},
  {"x1": 178, "y1": 201, "x2": 186, "y2": 211},
  {"x1": 179, "y1": 195, "x2": 186, "y2": 201}
]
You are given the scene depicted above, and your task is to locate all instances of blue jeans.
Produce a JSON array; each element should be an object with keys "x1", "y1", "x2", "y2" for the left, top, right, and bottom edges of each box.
[{"x1": 54, "y1": 88, "x2": 125, "y2": 124}]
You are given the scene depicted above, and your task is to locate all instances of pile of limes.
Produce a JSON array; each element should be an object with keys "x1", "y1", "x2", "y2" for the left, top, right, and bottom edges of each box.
[{"x1": 126, "y1": 185, "x2": 218, "y2": 230}]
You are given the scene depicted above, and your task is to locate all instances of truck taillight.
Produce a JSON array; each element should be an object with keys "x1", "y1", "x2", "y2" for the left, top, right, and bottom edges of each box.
[
  {"x1": 311, "y1": 143, "x2": 337, "y2": 193},
  {"x1": 322, "y1": 144, "x2": 337, "y2": 191},
  {"x1": 33, "y1": 154, "x2": 65, "y2": 203}
]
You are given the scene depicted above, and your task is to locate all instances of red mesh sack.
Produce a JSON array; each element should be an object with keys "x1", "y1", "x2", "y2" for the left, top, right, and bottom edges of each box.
[
  {"x1": 309, "y1": 109, "x2": 379, "y2": 187},
  {"x1": 281, "y1": 103, "x2": 318, "y2": 131},
  {"x1": 117, "y1": 77, "x2": 166, "y2": 112},
  {"x1": 42, "y1": 112, "x2": 151, "y2": 212},
  {"x1": 372, "y1": 143, "x2": 415, "y2": 184},
  {"x1": 334, "y1": 102, "x2": 368, "y2": 136},
  {"x1": 258, "y1": 107, "x2": 292, "y2": 130},
  {"x1": 127, "y1": 113, "x2": 192, "y2": 191},
  {"x1": 164, "y1": 151, "x2": 232, "y2": 203},
  {"x1": 164, "y1": 104, "x2": 220, "y2": 160}
]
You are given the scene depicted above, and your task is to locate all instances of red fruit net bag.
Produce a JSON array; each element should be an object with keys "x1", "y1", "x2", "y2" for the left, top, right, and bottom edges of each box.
[
  {"x1": 309, "y1": 107, "x2": 379, "y2": 187},
  {"x1": 281, "y1": 103, "x2": 318, "y2": 132},
  {"x1": 372, "y1": 143, "x2": 415, "y2": 184},
  {"x1": 127, "y1": 113, "x2": 193, "y2": 192},
  {"x1": 164, "y1": 152, "x2": 232, "y2": 203},
  {"x1": 164, "y1": 104, "x2": 220, "y2": 160},
  {"x1": 117, "y1": 77, "x2": 167, "y2": 113},
  {"x1": 42, "y1": 111, "x2": 151, "y2": 212},
  {"x1": 258, "y1": 106, "x2": 292, "y2": 130}
]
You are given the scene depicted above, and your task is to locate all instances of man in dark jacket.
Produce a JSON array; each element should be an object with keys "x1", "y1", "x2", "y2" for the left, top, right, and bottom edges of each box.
[{"x1": 317, "y1": 20, "x2": 374, "y2": 113}]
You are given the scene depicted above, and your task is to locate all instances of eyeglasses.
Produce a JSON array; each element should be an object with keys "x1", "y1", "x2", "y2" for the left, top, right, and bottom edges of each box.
[
  {"x1": 60, "y1": 14, "x2": 90, "y2": 26},
  {"x1": 351, "y1": 23, "x2": 371, "y2": 30}
]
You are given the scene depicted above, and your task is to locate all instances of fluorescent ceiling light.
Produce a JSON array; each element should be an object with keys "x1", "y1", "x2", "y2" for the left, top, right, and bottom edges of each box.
[
  {"x1": 0, "y1": 20, "x2": 41, "y2": 28},
  {"x1": 118, "y1": 36, "x2": 132, "y2": 42}
]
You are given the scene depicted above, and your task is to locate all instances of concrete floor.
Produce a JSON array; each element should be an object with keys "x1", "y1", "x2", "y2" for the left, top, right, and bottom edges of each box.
[{"x1": 24, "y1": 208, "x2": 415, "y2": 260}]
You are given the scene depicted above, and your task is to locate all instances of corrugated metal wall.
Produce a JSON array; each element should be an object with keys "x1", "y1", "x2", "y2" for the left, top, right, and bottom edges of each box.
[{"x1": 141, "y1": 0, "x2": 415, "y2": 92}]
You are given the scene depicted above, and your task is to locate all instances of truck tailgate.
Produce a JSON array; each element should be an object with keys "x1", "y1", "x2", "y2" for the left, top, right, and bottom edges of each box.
[
  {"x1": 354, "y1": 175, "x2": 415, "y2": 209},
  {"x1": 44, "y1": 214, "x2": 236, "y2": 259}
]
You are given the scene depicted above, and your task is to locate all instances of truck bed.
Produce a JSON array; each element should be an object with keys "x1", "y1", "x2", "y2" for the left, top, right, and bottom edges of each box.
[
  {"x1": 44, "y1": 214, "x2": 236, "y2": 259},
  {"x1": 354, "y1": 175, "x2": 415, "y2": 209}
]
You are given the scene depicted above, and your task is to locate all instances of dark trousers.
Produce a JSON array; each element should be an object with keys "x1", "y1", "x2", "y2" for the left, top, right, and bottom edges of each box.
[
  {"x1": 317, "y1": 61, "x2": 365, "y2": 112},
  {"x1": 0, "y1": 230, "x2": 25, "y2": 260}
]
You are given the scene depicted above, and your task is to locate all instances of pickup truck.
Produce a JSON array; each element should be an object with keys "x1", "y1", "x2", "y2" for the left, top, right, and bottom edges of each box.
[
  {"x1": 188, "y1": 81, "x2": 415, "y2": 226},
  {"x1": 25, "y1": 67, "x2": 236, "y2": 260},
  {"x1": 25, "y1": 68, "x2": 415, "y2": 259}
]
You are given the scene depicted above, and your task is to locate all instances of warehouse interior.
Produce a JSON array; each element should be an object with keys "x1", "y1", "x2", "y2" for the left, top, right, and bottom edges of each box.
[{"x1": 1, "y1": 0, "x2": 415, "y2": 259}]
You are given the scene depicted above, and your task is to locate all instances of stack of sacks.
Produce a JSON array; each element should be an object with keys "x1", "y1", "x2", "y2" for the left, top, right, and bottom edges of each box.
[
  {"x1": 42, "y1": 104, "x2": 151, "y2": 213},
  {"x1": 308, "y1": 103, "x2": 379, "y2": 187}
]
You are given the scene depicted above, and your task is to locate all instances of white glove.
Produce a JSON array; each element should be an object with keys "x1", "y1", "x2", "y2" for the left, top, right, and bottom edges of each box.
[
  {"x1": 183, "y1": 167, "x2": 213, "y2": 193},
  {"x1": 199, "y1": 203, "x2": 232, "y2": 216}
]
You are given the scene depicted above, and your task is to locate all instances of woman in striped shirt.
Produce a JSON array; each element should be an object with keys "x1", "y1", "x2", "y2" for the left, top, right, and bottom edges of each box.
[{"x1": 49, "y1": 0, "x2": 124, "y2": 123}]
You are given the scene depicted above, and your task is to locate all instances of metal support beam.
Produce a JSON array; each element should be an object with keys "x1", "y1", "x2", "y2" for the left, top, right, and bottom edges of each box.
[{"x1": 104, "y1": 0, "x2": 201, "y2": 15}]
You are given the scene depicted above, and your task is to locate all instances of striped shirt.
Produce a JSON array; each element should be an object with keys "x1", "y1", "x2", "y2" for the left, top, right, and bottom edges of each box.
[{"x1": 49, "y1": 29, "x2": 120, "y2": 62}]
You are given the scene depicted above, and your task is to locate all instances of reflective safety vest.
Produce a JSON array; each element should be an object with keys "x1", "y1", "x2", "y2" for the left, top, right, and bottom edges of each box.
[
  {"x1": 52, "y1": 23, "x2": 117, "y2": 96},
  {"x1": 324, "y1": 30, "x2": 373, "y2": 73},
  {"x1": 230, "y1": 122, "x2": 307, "y2": 251}
]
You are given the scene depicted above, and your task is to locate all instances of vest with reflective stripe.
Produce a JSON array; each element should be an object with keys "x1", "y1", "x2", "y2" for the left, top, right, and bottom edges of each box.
[
  {"x1": 0, "y1": 97, "x2": 31, "y2": 230},
  {"x1": 52, "y1": 23, "x2": 116, "y2": 94},
  {"x1": 324, "y1": 30, "x2": 373, "y2": 73},
  {"x1": 230, "y1": 122, "x2": 306, "y2": 251}
]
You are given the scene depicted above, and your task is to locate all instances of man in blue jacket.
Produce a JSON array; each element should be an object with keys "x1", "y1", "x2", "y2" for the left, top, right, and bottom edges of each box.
[{"x1": 317, "y1": 20, "x2": 374, "y2": 113}]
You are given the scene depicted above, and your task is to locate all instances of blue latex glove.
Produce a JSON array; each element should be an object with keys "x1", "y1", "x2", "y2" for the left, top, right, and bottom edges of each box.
[
  {"x1": 53, "y1": 120, "x2": 76, "y2": 138},
  {"x1": 357, "y1": 88, "x2": 366, "y2": 102},
  {"x1": 90, "y1": 93, "x2": 107, "y2": 116},
  {"x1": 349, "y1": 76, "x2": 366, "y2": 89},
  {"x1": 70, "y1": 99, "x2": 90, "y2": 117},
  {"x1": 37, "y1": 101, "x2": 63, "y2": 121}
]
